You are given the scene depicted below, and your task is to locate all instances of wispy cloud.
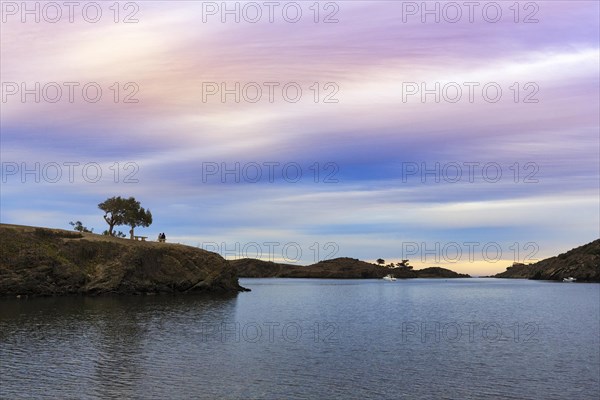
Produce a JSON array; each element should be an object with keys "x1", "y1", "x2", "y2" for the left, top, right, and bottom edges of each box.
[{"x1": 1, "y1": 1, "x2": 598, "y2": 274}]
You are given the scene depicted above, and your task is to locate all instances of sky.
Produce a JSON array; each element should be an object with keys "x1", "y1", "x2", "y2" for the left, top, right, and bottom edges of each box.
[{"x1": 1, "y1": 0, "x2": 599, "y2": 275}]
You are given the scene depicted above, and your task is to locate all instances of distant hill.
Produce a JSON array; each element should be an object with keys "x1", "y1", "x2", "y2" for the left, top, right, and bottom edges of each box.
[
  {"x1": 494, "y1": 239, "x2": 600, "y2": 282},
  {"x1": 0, "y1": 224, "x2": 248, "y2": 296},
  {"x1": 232, "y1": 257, "x2": 470, "y2": 279}
]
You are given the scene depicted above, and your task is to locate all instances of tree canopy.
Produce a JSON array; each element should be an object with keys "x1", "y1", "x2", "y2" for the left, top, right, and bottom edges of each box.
[
  {"x1": 98, "y1": 196, "x2": 152, "y2": 237},
  {"x1": 124, "y1": 202, "x2": 152, "y2": 238}
]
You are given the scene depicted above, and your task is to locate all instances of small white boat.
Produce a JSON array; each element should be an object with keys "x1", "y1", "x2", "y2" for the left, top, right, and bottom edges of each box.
[
  {"x1": 563, "y1": 277, "x2": 576, "y2": 282},
  {"x1": 383, "y1": 274, "x2": 396, "y2": 281}
]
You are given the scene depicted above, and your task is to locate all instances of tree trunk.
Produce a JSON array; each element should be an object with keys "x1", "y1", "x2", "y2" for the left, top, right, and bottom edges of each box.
[
  {"x1": 129, "y1": 227, "x2": 134, "y2": 240},
  {"x1": 103, "y1": 215, "x2": 115, "y2": 235}
]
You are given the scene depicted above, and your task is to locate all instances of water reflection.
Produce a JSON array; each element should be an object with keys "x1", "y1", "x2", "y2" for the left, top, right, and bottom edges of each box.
[
  {"x1": 0, "y1": 294, "x2": 239, "y2": 399},
  {"x1": 1, "y1": 280, "x2": 599, "y2": 399}
]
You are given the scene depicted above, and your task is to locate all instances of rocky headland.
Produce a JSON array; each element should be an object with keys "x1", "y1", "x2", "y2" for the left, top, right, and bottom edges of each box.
[
  {"x1": 0, "y1": 224, "x2": 248, "y2": 296},
  {"x1": 494, "y1": 239, "x2": 600, "y2": 282},
  {"x1": 231, "y1": 257, "x2": 470, "y2": 279}
]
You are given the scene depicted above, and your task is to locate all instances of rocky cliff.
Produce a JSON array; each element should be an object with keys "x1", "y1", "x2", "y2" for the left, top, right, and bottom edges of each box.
[
  {"x1": 494, "y1": 239, "x2": 600, "y2": 282},
  {"x1": 0, "y1": 224, "x2": 248, "y2": 296}
]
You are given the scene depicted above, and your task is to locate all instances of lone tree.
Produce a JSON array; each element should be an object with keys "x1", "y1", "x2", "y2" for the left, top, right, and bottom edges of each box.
[
  {"x1": 124, "y1": 200, "x2": 152, "y2": 239},
  {"x1": 98, "y1": 196, "x2": 152, "y2": 238},
  {"x1": 377, "y1": 258, "x2": 385, "y2": 266},
  {"x1": 99, "y1": 196, "x2": 128, "y2": 235}
]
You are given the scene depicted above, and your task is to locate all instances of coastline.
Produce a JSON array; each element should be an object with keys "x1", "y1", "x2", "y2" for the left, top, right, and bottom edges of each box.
[{"x1": 0, "y1": 224, "x2": 248, "y2": 297}]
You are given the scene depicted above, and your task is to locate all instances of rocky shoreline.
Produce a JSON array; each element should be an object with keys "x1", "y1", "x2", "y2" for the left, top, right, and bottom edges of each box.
[
  {"x1": 0, "y1": 224, "x2": 248, "y2": 296},
  {"x1": 5, "y1": 224, "x2": 596, "y2": 298},
  {"x1": 493, "y1": 239, "x2": 600, "y2": 282}
]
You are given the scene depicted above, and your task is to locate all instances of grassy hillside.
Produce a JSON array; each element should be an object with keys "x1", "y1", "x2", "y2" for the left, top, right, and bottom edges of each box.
[
  {"x1": 0, "y1": 224, "x2": 248, "y2": 296},
  {"x1": 232, "y1": 257, "x2": 470, "y2": 279}
]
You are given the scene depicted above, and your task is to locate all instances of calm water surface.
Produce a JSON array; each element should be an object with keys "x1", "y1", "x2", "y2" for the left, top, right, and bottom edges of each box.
[{"x1": 1, "y1": 278, "x2": 599, "y2": 399}]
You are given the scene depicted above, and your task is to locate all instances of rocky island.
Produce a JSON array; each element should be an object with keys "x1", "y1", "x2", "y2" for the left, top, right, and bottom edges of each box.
[
  {"x1": 232, "y1": 257, "x2": 470, "y2": 279},
  {"x1": 0, "y1": 224, "x2": 248, "y2": 296},
  {"x1": 494, "y1": 239, "x2": 600, "y2": 282}
]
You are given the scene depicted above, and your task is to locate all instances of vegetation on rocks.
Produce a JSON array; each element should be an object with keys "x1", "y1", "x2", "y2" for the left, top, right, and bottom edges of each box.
[
  {"x1": 494, "y1": 239, "x2": 600, "y2": 282},
  {"x1": 0, "y1": 224, "x2": 248, "y2": 296}
]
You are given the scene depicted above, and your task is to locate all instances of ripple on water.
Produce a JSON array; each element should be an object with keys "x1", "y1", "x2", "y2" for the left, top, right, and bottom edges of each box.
[{"x1": 1, "y1": 280, "x2": 599, "y2": 399}]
